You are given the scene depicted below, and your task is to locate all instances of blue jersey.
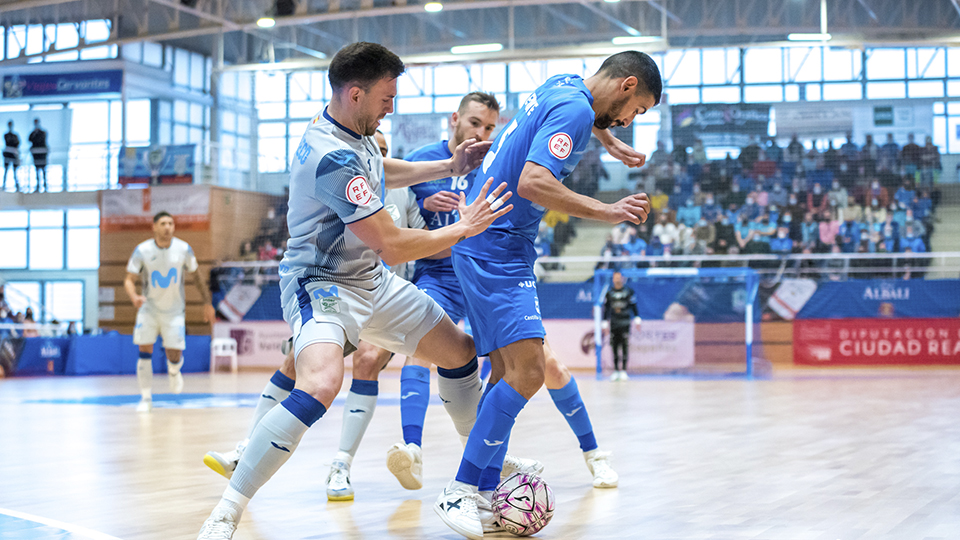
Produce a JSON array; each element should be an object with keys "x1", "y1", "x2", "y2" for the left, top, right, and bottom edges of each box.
[
  {"x1": 452, "y1": 74, "x2": 595, "y2": 265},
  {"x1": 406, "y1": 140, "x2": 477, "y2": 279}
]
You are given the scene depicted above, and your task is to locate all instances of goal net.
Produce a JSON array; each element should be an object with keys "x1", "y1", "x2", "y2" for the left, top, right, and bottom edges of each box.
[{"x1": 591, "y1": 267, "x2": 765, "y2": 378}]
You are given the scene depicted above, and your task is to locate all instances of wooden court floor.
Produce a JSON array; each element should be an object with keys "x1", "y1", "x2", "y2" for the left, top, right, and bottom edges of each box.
[{"x1": 1, "y1": 368, "x2": 959, "y2": 540}]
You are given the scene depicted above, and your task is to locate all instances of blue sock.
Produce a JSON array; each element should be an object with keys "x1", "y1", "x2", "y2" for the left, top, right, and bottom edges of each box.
[
  {"x1": 455, "y1": 381, "x2": 527, "y2": 486},
  {"x1": 270, "y1": 370, "x2": 295, "y2": 391},
  {"x1": 477, "y1": 380, "x2": 496, "y2": 415},
  {"x1": 400, "y1": 365, "x2": 430, "y2": 447},
  {"x1": 549, "y1": 377, "x2": 598, "y2": 452},
  {"x1": 478, "y1": 433, "x2": 509, "y2": 491},
  {"x1": 280, "y1": 389, "x2": 327, "y2": 427}
]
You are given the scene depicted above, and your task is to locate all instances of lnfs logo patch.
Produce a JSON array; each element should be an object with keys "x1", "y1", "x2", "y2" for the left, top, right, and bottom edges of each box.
[
  {"x1": 346, "y1": 176, "x2": 373, "y2": 205},
  {"x1": 548, "y1": 132, "x2": 572, "y2": 159}
]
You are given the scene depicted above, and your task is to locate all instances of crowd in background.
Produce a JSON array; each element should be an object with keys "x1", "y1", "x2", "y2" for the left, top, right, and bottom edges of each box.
[{"x1": 580, "y1": 132, "x2": 941, "y2": 278}]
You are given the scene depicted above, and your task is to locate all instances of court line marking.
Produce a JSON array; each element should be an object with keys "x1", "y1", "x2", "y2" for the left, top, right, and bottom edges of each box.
[{"x1": 0, "y1": 507, "x2": 123, "y2": 540}]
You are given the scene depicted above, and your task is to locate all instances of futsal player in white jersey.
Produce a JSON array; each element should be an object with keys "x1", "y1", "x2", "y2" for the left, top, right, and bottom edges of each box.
[
  {"x1": 124, "y1": 211, "x2": 215, "y2": 412},
  {"x1": 196, "y1": 42, "x2": 513, "y2": 540}
]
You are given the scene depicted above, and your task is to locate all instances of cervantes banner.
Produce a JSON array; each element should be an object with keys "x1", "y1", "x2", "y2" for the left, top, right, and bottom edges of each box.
[
  {"x1": 794, "y1": 318, "x2": 960, "y2": 366},
  {"x1": 100, "y1": 185, "x2": 210, "y2": 232}
]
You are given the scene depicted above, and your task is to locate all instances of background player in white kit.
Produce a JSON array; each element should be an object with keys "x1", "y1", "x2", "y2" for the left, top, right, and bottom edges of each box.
[
  {"x1": 196, "y1": 42, "x2": 513, "y2": 540},
  {"x1": 123, "y1": 211, "x2": 215, "y2": 412}
]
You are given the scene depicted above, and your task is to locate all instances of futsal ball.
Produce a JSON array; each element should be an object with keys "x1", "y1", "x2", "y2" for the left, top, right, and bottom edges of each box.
[{"x1": 492, "y1": 472, "x2": 555, "y2": 536}]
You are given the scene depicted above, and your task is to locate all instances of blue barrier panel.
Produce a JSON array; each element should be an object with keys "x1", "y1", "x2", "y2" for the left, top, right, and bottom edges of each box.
[
  {"x1": 63, "y1": 333, "x2": 210, "y2": 375},
  {"x1": 13, "y1": 337, "x2": 71, "y2": 375},
  {"x1": 796, "y1": 279, "x2": 960, "y2": 319}
]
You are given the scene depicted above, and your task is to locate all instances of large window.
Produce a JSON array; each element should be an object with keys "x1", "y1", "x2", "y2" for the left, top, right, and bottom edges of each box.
[
  {"x1": 3, "y1": 280, "x2": 84, "y2": 326},
  {"x1": 0, "y1": 208, "x2": 99, "y2": 270}
]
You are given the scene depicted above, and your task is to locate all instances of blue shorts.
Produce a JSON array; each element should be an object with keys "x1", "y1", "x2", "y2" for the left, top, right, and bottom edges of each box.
[
  {"x1": 415, "y1": 270, "x2": 467, "y2": 324},
  {"x1": 452, "y1": 253, "x2": 544, "y2": 356}
]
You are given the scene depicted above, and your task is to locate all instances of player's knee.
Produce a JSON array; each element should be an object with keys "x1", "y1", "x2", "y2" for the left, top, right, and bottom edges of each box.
[
  {"x1": 352, "y1": 349, "x2": 382, "y2": 380},
  {"x1": 543, "y1": 354, "x2": 568, "y2": 386},
  {"x1": 280, "y1": 351, "x2": 297, "y2": 379},
  {"x1": 508, "y1": 361, "x2": 545, "y2": 398}
]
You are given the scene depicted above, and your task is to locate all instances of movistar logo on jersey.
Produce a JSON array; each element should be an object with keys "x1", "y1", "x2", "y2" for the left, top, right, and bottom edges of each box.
[
  {"x1": 312, "y1": 286, "x2": 341, "y2": 314},
  {"x1": 151, "y1": 268, "x2": 178, "y2": 289}
]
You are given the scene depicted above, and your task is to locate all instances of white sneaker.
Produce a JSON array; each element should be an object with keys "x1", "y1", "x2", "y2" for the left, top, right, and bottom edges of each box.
[
  {"x1": 197, "y1": 505, "x2": 239, "y2": 540},
  {"x1": 585, "y1": 450, "x2": 619, "y2": 488},
  {"x1": 501, "y1": 453, "x2": 544, "y2": 480},
  {"x1": 434, "y1": 481, "x2": 483, "y2": 540},
  {"x1": 326, "y1": 460, "x2": 354, "y2": 501},
  {"x1": 386, "y1": 442, "x2": 423, "y2": 490},
  {"x1": 478, "y1": 493, "x2": 503, "y2": 533},
  {"x1": 169, "y1": 372, "x2": 184, "y2": 394},
  {"x1": 203, "y1": 443, "x2": 244, "y2": 480},
  {"x1": 609, "y1": 371, "x2": 619, "y2": 381},
  {"x1": 136, "y1": 398, "x2": 152, "y2": 413}
]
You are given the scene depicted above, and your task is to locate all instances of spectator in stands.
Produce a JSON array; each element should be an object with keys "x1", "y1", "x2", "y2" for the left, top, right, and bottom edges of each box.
[
  {"x1": 861, "y1": 134, "x2": 878, "y2": 177},
  {"x1": 691, "y1": 139, "x2": 708, "y2": 166},
  {"x1": 920, "y1": 136, "x2": 941, "y2": 186},
  {"x1": 652, "y1": 212, "x2": 679, "y2": 254},
  {"x1": 740, "y1": 194, "x2": 760, "y2": 220},
  {"x1": 891, "y1": 201, "x2": 908, "y2": 232},
  {"x1": 894, "y1": 179, "x2": 916, "y2": 207},
  {"x1": 818, "y1": 209, "x2": 841, "y2": 252},
  {"x1": 800, "y1": 213, "x2": 819, "y2": 252},
  {"x1": 903, "y1": 208, "x2": 926, "y2": 241},
  {"x1": 913, "y1": 189, "x2": 933, "y2": 222},
  {"x1": 785, "y1": 134, "x2": 804, "y2": 165},
  {"x1": 701, "y1": 194, "x2": 721, "y2": 223},
  {"x1": 749, "y1": 212, "x2": 776, "y2": 250},
  {"x1": 29, "y1": 118, "x2": 48, "y2": 193},
  {"x1": 676, "y1": 198, "x2": 701, "y2": 228},
  {"x1": 900, "y1": 223, "x2": 926, "y2": 253},
  {"x1": 865, "y1": 179, "x2": 890, "y2": 209},
  {"x1": 568, "y1": 139, "x2": 607, "y2": 197},
  {"x1": 734, "y1": 214, "x2": 754, "y2": 253},
  {"x1": 840, "y1": 132, "x2": 859, "y2": 171},
  {"x1": 649, "y1": 140, "x2": 668, "y2": 167},
  {"x1": 752, "y1": 179, "x2": 769, "y2": 207},
  {"x1": 784, "y1": 191, "x2": 803, "y2": 223},
  {"x1": 3, "y1": 121, "x2": 20, "y2": 192},
  {"x1": 739, "y1": 136, "x2": 761, "y2": 171},
  {"x1": 768, "y1": 181, "x2": 787, "y2": 207},
  {"x1": 843, "y1": 195, "x2": 863, "y2": 223},
  {"x1": 802, "y1": 146, "x2": 820, "y2": 173},
  {"x1": 650, "y1": 187, "x2": 669, "y2": 215},
  {"x1": 712, "y1": 214, "x2": 735, "y2": 255},
  {"x1": 670, "y1": 183, "x2": 687, "y2": 210},
  {"x1": 610, "y1": 222, "x2": 631, "y2": 246},
  {"x1": 66, "y1": 321, "x2": 78, "y2": 336},
  {"x1": 807, "y1": 182, "x2": 828, "y2": 214},
  {"x1": 901, "y1": 133, "x2": 922, "y2": 176},
  {"x1": 691, "y1": 217, "x2": 715, "y2": 255},
  {"x1": 598, "y1": 233, "x2": 621, "y2": 270},
  {"x1": 672, "y1": 142, "x2": 689, "y2": 168},
  {"x1": 22, "y1": 308, "x2": 39, "y2": 338},
  {"x1": 258, "y1": 239, "x2": 278, "y2": 261},
  {"x1": 838, "y1": 218, "x2": 860, "y2": 253},
  {"x1": 878, "y1": 222, "x2": 898, "y2": 253},
  {"x1": 828, "y1": 180, "x2": 848, "y2": 208},
  {"x1": 765, "y1": 137, "x2": 783, "y2": 164},
  {"x1": 770, "y1": 226, "x2": 793, "y2": 254},
  {"x1": 879, "y1": 133, "x2": 899, "y2": 172},
  {"x1": 621, "y1": 228, "x2": 647, "y2": 262}
]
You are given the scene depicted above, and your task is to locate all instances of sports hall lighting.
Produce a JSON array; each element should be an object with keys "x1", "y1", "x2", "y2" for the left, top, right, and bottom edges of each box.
[
  {"x1": 611, "y1": 35, "x2": 663, "y2": 45},
  {"x1": 257, "y1": 17, "x2": 277, "y2": 28},
  {"x1": 450, "y1": 43, "x2": 503, "y2": 54},
  {"x1": 604, "y1": 0, "x2": 621, "y2": 3},
  {"x1": 787, "y1": 32, "x2": 832, "y2": 41},
  {"x1": 424, "y1": 2, "x2": 443, "y2": 12}
]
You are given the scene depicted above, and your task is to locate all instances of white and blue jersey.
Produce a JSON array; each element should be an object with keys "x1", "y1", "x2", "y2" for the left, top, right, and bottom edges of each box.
[
  {"x1": 451, "y1": 74, "x2": 596, "y2": 355},
  {"x1": 405, "y1": 140, "x2": 477, "y2": 323},
  {"x1": 280, "y1": 108, "x2": 386, "y2": 291},
  {"x1": 126, "y1": 237, "x2": 198, "y2": 315}
]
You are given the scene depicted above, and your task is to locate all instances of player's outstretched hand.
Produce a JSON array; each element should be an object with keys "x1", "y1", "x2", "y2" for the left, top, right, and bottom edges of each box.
[
  {"x1": 456, "y1": 177, "x2": 513, "y2": 238},
  {"x1": 423, "y1": 190, "x2": 460, "y2": 213},
  {"x1": 606, "y1": 193, "x2": 651, "y2": 225},
  {"x1": 450, "y1": 137, "x2": 493, "y2": 177}
]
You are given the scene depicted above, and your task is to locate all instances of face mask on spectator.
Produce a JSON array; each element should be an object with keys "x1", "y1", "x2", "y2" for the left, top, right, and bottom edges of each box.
[
  {"x1": 746, "y1": 197, "x2": 754, "y2": 205},
  {"x1": 814, "y1": 185, "x2": 822, "y2": 194},
  {"x1": 769, "y1": 205, "x2": 777, "y2": 212},
  {"x1": 784, "y1": 215, "x2": 792, "y2": 223},
  {"x1": 705, "y1": 197, "x2": 714, "y2": 205},
  {"x1": 698, "y1": 219, "x2": 707, "y2": 227},
  {"x1": 789, "y1": 196, "x2": 797, "y2": 205},
  {"x1": 693, "y1": 185, "x2": 700, "y2": 193},
  {"x1": 773, "y1": 184, "x2": 781, "y2": 191},
  {"x1": 860, "y1": 233, "x2": 868, "y2": 240},
  {"x1": 872, "y1": 198, "x2": 878, "y2": 206},
  {"x1": 872, "y1": 181, "x2": 880, "y2": 189},
  {"x1": 732, "y1": 184, "x2": 740, "y2": 192},
  {"x1": 777, "y1": 231, "x2": 787, "y2": 238},
  {"x1": 686, "y1": 200, "x2": 693, "y2": 207}
]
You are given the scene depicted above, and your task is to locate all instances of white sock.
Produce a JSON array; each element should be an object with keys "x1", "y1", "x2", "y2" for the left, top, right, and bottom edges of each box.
[
  {"x1": 136, "y1": 359, "x2": 152, "y2": 400},
  {"x1": 230, "y1": 405, "x2": 310, "y2": 500},
  {"x1": 338, "y1": 390, "x2": 377, "y2": 458},
  {"x1": 167, "y1": 358, "x2": 182, "y2": 376},
  {"x1": 246, "y1": 379, "x2": 292, "y2": 441},
  {"x1": 437, "y1": 365, "x2": 482, "y2": 439}
]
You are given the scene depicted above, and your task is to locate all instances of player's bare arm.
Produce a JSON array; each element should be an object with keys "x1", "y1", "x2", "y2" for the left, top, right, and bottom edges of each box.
[
  {"x1": 383, "y1": 137, "x2": 492, "y2": 189},
  {"x1": 123, "y1": 272, "x2": 146, "y2": 309},
  {"x1": 517, "y1": 161, "x2": 650, "y2": 224},
  {"x1": 191, "y1": 270, "x2": 216, "y2": 323},
  {"x1": 349, "y1": 178, "x2": 513, "y2": 266},
  {"x1": 592, "y1": 127, "x2": 647, "y2": 168}
]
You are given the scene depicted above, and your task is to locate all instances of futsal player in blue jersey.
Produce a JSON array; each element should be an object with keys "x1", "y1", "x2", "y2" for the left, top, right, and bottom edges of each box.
[{"x1": 435, "y1": 51, "x2": 663, "y2": 539}]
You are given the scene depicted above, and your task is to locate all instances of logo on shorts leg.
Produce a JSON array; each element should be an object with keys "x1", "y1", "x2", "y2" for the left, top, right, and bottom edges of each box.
[{"x1": 312, "y1": 286, "x2": 341, "y2": 313}]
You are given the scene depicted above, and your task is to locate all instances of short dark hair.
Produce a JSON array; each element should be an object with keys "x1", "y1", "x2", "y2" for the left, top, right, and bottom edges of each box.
[
  {"x1": 458, "y1": 91, "x2": 500, "y2": 114},
  {"x1": 328, "y1": 42, "x2": 406, "y2": 92},
  {"x1": 598, "y1": 51, "x2": 663, "y2": 105},
  {"x1": 153, "y1": 211, "x2": 173, "y2": 223}
]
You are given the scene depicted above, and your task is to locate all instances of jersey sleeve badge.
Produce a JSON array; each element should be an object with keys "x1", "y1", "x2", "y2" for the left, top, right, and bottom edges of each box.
[
  {"x1": 548, "y1": 133, "x2": 573, "y2": 159},
  {"x1": 346, "y1": 176, "x2": 373, "y2": 205}
]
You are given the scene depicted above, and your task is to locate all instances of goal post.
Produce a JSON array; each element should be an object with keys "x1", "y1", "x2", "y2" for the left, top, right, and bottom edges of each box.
[{"x1": 592, "y1": 266, "x2": 761, "y2": 378}]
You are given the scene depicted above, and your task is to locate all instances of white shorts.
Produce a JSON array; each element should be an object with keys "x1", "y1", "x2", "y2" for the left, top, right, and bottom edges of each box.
[
  {"x1": 282, "y1": 269, "x2": 445, "y2": 361},
  {"x1": 133, "y1": 309, "x2": 186, "y2": 350}
]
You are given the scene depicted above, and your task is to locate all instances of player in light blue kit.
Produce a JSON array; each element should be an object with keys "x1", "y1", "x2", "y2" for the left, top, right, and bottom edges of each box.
[
  {"x1": 435, "y1": 51, "x2": 663, "y2": 539},
  {"x1": 196, "y1": 42, "x2": 514, "y2": 540}
]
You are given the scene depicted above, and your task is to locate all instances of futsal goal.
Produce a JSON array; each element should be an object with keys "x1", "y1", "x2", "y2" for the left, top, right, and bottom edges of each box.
[{"x1": 591, "y1": 266, "x2": 763, "y2": 378}]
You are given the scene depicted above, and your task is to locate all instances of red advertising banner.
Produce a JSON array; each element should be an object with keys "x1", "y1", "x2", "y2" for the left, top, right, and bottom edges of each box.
[{"x1": 794, "y1": 318, "x2": 960, "y2": 366}]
